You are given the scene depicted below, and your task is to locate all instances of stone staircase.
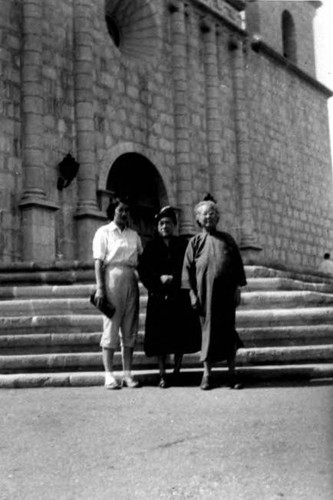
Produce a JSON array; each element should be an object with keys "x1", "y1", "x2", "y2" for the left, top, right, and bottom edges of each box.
[{"x1": 0, "y1": 262, "x2": 333, "y2": 388}]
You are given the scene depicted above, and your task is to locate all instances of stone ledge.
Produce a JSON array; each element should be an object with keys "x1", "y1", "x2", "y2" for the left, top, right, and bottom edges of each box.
[{"x1": 0, "y1": 364, "x2": 332, "y2": 389}]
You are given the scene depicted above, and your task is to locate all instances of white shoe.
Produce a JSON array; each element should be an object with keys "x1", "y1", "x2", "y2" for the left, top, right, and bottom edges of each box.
[
  {"x1": 122, "y1": 376, "x2": 140, "y2": 388},
  {"x1": 104, "y1": 374, "x2": 121, "y2": 390}
]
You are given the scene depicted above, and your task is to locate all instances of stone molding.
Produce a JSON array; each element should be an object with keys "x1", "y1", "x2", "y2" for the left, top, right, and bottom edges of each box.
[
  {"x1": 192, "y1": 0, "x2": 245, "y2": 32},
  {"x1": 251, "y1": 36, "x2": 333, "y2": 97}
]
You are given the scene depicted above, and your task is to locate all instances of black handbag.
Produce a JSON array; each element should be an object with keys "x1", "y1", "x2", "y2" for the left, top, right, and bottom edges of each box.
[{"x1": 90, "y1": 290, "x2": 116, "y2": 319}]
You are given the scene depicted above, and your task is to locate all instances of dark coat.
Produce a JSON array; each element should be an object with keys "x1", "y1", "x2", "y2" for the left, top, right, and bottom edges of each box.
[
  {"x1": 139, "y1": 235, "x2": 201, "y2": 357},
  {"x1": 182, "y1": 231, "x2": 247, "y2": 362}
]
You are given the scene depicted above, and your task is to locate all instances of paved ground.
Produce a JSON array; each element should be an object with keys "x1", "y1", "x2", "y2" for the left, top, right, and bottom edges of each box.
[{"x1": 1, "y1": 379, "x2": 332, "y2": 500}]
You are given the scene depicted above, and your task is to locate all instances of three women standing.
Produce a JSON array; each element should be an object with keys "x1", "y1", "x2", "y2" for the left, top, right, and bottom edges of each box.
[{"x1": 93, "y1": 196, "x2": 246, "y2": 391}]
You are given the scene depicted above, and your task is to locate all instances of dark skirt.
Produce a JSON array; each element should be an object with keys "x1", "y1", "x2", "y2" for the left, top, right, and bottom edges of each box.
[
  {"x1": 201, "y1": 285, "x2": 244, "y2": 363},
  {"x1": 144, "y1": 290, "x2": 201, "y2": 357}
]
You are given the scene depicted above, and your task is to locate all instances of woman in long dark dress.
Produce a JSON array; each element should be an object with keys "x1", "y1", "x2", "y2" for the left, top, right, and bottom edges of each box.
[
  {"x1": 182, "y1": 198, "x2": 247, "y2": 390},
  {"x1": 139, "y1": 206, "x2": 201, "y2": 388}
]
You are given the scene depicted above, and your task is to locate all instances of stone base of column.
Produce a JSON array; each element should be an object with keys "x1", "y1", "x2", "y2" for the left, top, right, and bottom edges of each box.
[
  {"x1": 19, "y1": 197, "x2": 59, "y2": 262},
  {"x1": 74, "y1": 207, "x2": 106, "y2": 261},
  {"x1": 240, "y1": 243, "x2": 263, "y2": 265},
  {"x1": 179, "y1": 222, "x2": 196, "y2": 239}
]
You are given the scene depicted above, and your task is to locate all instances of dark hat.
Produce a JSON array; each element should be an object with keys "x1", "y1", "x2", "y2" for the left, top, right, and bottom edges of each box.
[{"x1": 154, "y1": 206, "x2": 177, "y2": 225}]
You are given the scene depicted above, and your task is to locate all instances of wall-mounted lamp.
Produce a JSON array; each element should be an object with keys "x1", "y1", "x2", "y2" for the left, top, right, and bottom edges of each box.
[{"x1": 57, "y1": 154, "x2": 80, "y2": 190}]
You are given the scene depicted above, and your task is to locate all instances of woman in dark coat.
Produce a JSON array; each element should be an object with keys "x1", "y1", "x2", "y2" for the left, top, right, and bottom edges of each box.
[
  {"x1": 182, "y1": 197, "x2": 247, "y2": 390},
  {"x1": 139, "y1": 206, "x2": 201, "y2": 388}
]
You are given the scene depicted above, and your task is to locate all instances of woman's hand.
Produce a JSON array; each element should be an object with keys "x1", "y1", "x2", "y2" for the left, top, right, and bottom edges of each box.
[
  {"x1": 95, "y1": 287, "x2": 105, "y2": 308},
  {"x1": 189, "y1": 290, "x2": 200, "y2": 311},
  {"x1": 160, "y1": 275, "x2": 173, "y2": 285},
  {"x1": 234, "y1": 287, "x2": 241, "y2": 308}
]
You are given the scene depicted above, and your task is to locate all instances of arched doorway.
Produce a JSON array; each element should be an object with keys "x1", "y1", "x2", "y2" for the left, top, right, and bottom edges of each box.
[{"x1": 106, "y1": 153, "x2": 169, "y2": 246}]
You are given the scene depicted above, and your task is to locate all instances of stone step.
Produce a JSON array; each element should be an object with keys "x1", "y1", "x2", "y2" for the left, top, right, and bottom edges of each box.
[
  {"x1": 237, "y1": 325, "x2": 333, "y2": 346},
  {"x1": 0, "y1": 345, "x2": 332, "y2": 374},
  {"x1": 244, "y1": 277, "x2": 333, "y2": 293},
  {"x1": 2, "y1": 286, "x2": 333, "y2": 312},
  {"x1": 0, "y1": 293, "x2": 332, "y2": 324},
  {"x1": 0, "y1": 282, "x2": 148, "y2": 300},
  {"x1": 0, "y1": 284, "x2": 95, "y2": 300},
  {"x1": 1, "y1": 325, "x2": 333, "y2": 356},
  {"x1": 0, "y1": 269, "x2": 95, "y2": 285},
  {"x1": 0, "y1": 295, "x2": 148, "y2": 317},
  {"x1": 0, "y1": 262, "x2": 332, "y2": 287},
  {"x1": 244, "y1": 265, "x2": 333, "y2": 284},
  {"x1": 240, "y1": 290, "x2": 333, "y2": 309},
  {"x1": 0, "y1": 298, "x2": 99, "y2": 317},
  {"x1": 236, "y1": 307, "x2": 333, "y2": 327},
  {"x1": 2, "y1": 304, "x2": 333, "y2": 337},
  {"x1": 1, "y1": 279, "x2": 332, "y2": 301},
  {"x1": 0, "y1": 314, "x2": 102, "y2": 335},
  {"x1": 0, "y1": 312, "x2": 146, "y2": 332},
  {"x1": 0, "y1": 332, "x2": 103, "y2": 354}
]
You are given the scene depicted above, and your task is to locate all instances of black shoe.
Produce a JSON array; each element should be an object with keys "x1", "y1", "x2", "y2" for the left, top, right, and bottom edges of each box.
[
  {"x1": 229, "y1": 377, "x2": 244, "y2": 390},
  {"x1": 200, "y1": 375, "x2": 211, "y2": 390},
  {"x1": 172, "y1": 371, "x2": 181, "y2": 386},
  {"x1": 159, "y1": 376, "x2": 169, "y2": 389}
]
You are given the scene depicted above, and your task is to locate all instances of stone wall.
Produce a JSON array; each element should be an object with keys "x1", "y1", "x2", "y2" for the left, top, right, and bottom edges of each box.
[
  {"x1": 0, "y1": 0, "x2": 22, "y2": 262},
  {"x1": 247, "y1": 47, "x2": 333, "y2": 268}
]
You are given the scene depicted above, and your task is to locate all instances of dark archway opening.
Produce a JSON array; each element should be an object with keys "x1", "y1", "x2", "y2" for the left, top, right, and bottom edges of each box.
[{"x1": 106, "y1": 153, "x2": 169, "y2": 246}]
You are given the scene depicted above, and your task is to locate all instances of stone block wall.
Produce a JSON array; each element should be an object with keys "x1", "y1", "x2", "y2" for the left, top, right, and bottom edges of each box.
[
  {"x1": 247, "y1": 48, "x2": 333, "y2": 268},
  {"x1": 0, "y1": 0, "x2": 22, "y2": 262}
]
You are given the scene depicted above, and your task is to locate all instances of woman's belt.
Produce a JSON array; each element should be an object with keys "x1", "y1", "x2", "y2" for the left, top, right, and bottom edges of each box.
[{"x1": 105, "y1": 263, "x2": 136, "y2": 269}]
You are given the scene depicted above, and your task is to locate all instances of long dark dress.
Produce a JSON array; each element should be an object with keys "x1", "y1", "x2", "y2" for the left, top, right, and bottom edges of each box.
[
  {"x1": 181, "y1": 231, "x2": 247, "y2": 363},
  {"x1": 139, "y1": 235, "x2": 201, "y2": 357}
]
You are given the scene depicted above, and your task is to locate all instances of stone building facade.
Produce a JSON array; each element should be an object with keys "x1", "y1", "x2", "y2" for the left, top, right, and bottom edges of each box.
[{"x1": 0, "y1": 0, "x2": 332, "y2": 270}]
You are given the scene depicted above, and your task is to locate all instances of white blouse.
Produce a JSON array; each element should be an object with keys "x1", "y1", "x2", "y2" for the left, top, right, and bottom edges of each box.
[{"x1": 92, "y1": 221, "x2": 143, "y2": 267}]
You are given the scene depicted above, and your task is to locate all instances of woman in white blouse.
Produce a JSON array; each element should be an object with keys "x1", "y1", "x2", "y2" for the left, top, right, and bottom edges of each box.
[{"x1": 92, "y1": 197, "x2": 143, "y2": 389}]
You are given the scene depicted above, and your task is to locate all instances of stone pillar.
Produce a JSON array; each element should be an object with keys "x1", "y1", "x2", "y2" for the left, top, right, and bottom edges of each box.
[
  {"x1": 73, "y1": 0, "x2": 104, "y2": 261},
  {"x1": 168, "y1": 0, "x2": 195, "y2": 236},
  {"x1": 230, "y1": 37, "x2": 262, "y2": 261},
  {"x1": 201, "y1": 18, "x2": 223, "y2": 206},
  {"x1": 19, "y1": 0, "x2": 58, "y2": 262}
]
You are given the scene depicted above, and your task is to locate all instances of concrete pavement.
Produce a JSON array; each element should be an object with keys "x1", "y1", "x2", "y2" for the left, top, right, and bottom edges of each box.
[{"x1": 1, "y1": 381, "x2": 332, "y2": 500}]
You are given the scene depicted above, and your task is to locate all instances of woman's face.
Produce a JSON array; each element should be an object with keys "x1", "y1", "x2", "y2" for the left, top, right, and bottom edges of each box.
[
  {"x1": 157, "y1": 217, "x2": 175, "y2": 238},
  {"x1": 197, "y1": 204, "x2": 219, "y2": 232},
  {"x1": 113, "y1": 202, "x2": 130, "y2": 227}
]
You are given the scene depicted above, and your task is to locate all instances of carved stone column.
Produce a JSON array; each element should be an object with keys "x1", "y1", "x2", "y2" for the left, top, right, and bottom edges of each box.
[
  {"x1": 73, "y1": 0, "x2": 104, "y2": 260},
  {"x1": 230, "y1": 37, "x2": 262, "y2": 261},
  {"x1": 19, "y1": 0, "x2": 58, "y2": 262},
  {"x1": 168, "y1": 0, "x2": 195, "y2": 236},
  {"x1": 201, "y1": 18, "x2": 223, "y2": 207}
]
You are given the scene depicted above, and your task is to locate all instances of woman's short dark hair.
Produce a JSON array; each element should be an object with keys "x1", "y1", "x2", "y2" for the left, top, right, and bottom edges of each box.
[{"x1": 106, "y1": 196, "x2": 130, "y2": 221}]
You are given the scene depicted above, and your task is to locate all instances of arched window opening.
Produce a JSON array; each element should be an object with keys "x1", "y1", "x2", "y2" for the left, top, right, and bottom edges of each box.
[{"x1": 282, "y1": 10, "x2": 297, "y2": 63}]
